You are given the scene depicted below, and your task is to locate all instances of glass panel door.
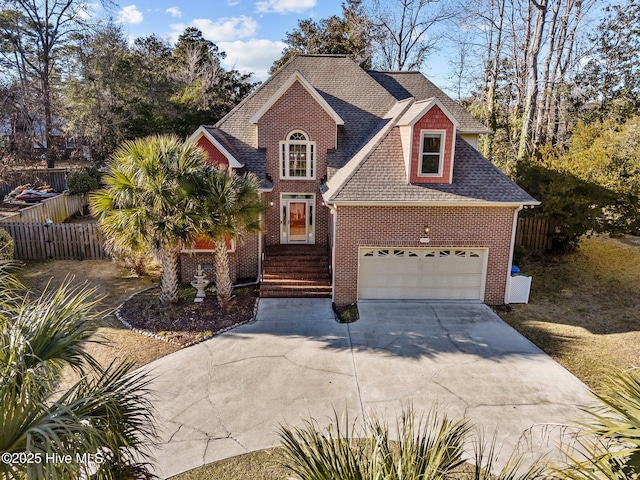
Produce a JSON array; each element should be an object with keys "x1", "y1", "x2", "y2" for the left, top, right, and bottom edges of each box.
[{"x1": 288, "y1": 201, "x2": 308, "y2": 242}]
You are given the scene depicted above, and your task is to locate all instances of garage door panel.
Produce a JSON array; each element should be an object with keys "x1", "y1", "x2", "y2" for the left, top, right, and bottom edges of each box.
[{"x1": 358, "y1": 248, "x2": 486, "y2": 301}]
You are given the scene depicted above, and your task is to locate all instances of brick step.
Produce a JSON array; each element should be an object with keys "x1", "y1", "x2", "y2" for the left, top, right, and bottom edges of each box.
[
  {"x1": 263, "y1": 267, "x2": 329, "y2": 277},
  {"x1": 262, "y1": 276, "x2": 331, "y2": 288},
  {"x1": 260, "y1": 290, "x2": 332, "y2": 298},
  {"x1": 260, "y1": 283, "x2": 332, "y2": 296},
  {"x1": 262, "y1": 273, "x2": 330, "y2": 282},
  {"x1": 262, "y1": 281, "x2": 331, "y2": 289},
  {"x1": 265, "y1": 246, "x2": 326, "y2": 255},
  {"x1": 264, "y1": 258, "x2": 328, "y2": 265}
]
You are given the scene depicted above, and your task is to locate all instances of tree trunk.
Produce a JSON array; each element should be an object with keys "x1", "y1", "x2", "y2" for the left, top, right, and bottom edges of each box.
[
  {"x1": 213, "y1": 239, "x2": 233, "y2": 307},
  {"x1": 485, "y1": 0, "x2": 506, "y2": 160},
  {"x1": 518, "y1": 0, "x2": 548, "y2": 160},
  {"x1": 159, "y1": 245, "x2": 181, "y2": 304},
  {"x1": 532, "y1": 0, "x2": 560, "y2": 150},
  {"x1": 42, "y1": 71, "x2": 55, "y2": 168}
]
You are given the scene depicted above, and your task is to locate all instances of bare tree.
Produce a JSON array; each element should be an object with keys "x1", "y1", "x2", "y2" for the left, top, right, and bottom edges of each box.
[
  {"x1": 369, "y1": 0, "x2": 459, "y2": 71},
  {"x1": 0, "y1": 0, "x2": 98, "y2": 167}
]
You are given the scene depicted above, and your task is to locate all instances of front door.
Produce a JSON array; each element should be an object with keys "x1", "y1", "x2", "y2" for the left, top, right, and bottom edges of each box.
[
  {"x1": 288, "y1": 200, "x2": 307, "y2": 242},
  {"x1": 280, "y1": 194, "x2": 315, "y2": 244}
]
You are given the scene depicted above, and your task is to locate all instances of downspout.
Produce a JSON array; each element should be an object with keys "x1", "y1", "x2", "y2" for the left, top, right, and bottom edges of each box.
[
  {"x1": 329, "y1": 203, "x2": 337, "y2": 303},
  {"x1": 505, "y1": 205, "x2": 524, "y2": 304}
]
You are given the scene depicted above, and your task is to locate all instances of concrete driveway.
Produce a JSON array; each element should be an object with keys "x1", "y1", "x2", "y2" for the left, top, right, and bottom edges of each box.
[{"x1": 145, "y1": 299, "x2": 593, "y2": 479}]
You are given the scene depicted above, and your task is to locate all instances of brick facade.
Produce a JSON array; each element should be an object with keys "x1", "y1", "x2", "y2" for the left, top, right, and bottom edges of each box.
[
  {"x1": 258, "y1": 80, "x2": 334, "y2": 247},
  {"x1": 179, "y1": 230, "x2": 260, "y2": 284},
  {"x1": 409, "y1": 105, "x2": 455, "y2": 184},
  {"x1": 333, "y1": 205, "x2": 517, "y2": 306}
]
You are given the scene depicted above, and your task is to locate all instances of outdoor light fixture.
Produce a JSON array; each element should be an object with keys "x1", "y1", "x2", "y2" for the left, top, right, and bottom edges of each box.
[
  {"x1": 424, "y1": 226, "x2": 430, "y2": 234},
  {"x1": 269, "y1": 201, "x2": 274, "y2": 206}
]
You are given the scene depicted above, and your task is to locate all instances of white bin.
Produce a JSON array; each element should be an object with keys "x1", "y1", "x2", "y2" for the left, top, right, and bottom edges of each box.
[{"x1": 508, "y1": 274, "x2": 532, "y2": 304}]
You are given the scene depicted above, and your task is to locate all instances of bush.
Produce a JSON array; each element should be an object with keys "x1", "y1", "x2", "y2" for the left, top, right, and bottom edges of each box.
[
  {"x1": 279, "y1": 407, "x2": 547, "y2": 480},
  {"x1": 67, "y1": 166, "x2": 101, "y2": 195},
  {"x1": 0, "y1": 228, "x2": 14, "y2": 260}
]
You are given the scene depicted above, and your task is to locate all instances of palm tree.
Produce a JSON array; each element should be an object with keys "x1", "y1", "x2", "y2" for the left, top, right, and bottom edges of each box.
[
  {"x1": 557, "y1": 369, "x2": 640, "y2": 479},
  {"x1": 0, "y1": 262, "x2": 156, "y2": 480},
  {"x1": 279, "y1": 407, "x2": 547, "y2": 480},
  {"x1": 196, "y1": 166, "x2": 265, "y2": 306},
  {"x1": 91, "y1": 134, "x2": 207, "y2": 304}
]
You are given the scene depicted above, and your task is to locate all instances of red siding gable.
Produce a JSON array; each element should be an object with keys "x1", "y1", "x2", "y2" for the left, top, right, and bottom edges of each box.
[
  {"x1": 409, "y1": 104, "x2": 455, "y2": 184},
  {"x1": 197, "y1": 136, "x2": 229, "y2": 168}
]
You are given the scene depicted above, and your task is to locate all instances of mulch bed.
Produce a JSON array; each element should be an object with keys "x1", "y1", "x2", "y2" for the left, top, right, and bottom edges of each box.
[{"x1": 117, "y1": 285, "x2": 259, "y2": 347}]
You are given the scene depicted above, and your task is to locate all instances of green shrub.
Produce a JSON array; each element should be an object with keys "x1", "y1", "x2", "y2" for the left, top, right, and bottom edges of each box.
[
  {"x1": 279, "y1": 407, "x2": 547, "y2": 480},
  {"x1": 0, "y1": 227, "x2": 14, "y2": 260},
  {"x1": 67, "y1": 166, "x2": 101, "y2": 195}
]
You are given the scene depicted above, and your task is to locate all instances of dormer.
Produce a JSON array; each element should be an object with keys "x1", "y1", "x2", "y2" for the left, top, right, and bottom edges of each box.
[
  {"x1": 189, "y1": 126, "x2": 243, "y2": 169},
  {"x1": 250, "y1": 71, "x2": 344, "y2": 149},
  {"x1": 397, "y1": 98, "x2": 459, "y2": 184}
]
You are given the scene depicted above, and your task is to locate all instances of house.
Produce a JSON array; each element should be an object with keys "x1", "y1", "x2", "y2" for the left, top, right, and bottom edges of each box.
[{"x1": 181, "y1": 54, "x2": 538, "y2": 306}]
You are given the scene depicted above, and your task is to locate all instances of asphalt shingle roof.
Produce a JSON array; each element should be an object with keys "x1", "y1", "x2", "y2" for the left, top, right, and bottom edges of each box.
[
  {"x1": 368, "y1": 71, "x2": 491, "y2": 133},
  {"x1": 202, "y1": 54, "x2": 534, "y2": 204},
  {"x1": 330, "y1": 132, "x2": 538, "y2": 204},
  {"x1": 212, "y1": 55, "x2": 397, "y2": 183}
]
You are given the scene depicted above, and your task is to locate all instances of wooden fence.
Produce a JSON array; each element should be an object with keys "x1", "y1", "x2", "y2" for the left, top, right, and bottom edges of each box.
[
  {"x1": 1, "y1": 222, "x2": 109, "y2": 260},
  {"x1": 0, "y1": 194, "x2": 87, "y2": 223},
  {"x1": 515, "y1": 216, "x2": 554, "y2": 252},
  {"x1": 0, "y1": 169, "x2": 67, "y2": 197}
]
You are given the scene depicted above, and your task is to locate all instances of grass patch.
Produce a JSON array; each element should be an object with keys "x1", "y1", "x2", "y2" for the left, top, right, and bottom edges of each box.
[
  {"x1": 499, "y1": 235, "x2": 640, "y2": 391},
  {"x1": 334, "y1": 302, "x2": 359, "y2": 323},
  {"x1": 16, "y1": 260, "x2": 180, "y2": 367},
  {"x1": 169, "y1": 448, "x2": 288, "y2": 480}
]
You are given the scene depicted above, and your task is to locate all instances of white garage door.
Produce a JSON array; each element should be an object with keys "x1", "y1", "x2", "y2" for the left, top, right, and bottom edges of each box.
[{"x1": 358, "y1": 248, "x2": 487, "y2": 300}]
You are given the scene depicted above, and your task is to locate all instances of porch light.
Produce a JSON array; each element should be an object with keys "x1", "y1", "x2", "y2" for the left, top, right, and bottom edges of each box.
[
  {"x1": 269, "y1": 201, "x2": 274, "y2": 206},
  {"x1": 424, "y1": 226, "x2": 430, "y2": 234}
]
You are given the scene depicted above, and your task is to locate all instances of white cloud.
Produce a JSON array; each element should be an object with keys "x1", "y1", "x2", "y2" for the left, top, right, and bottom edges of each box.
[
  {"x1": 219, "y1": 39, "x2": 286, "y2": 81},
  {"x1": 118, "y1": 5, "x2": 143, "y2": 24},
  {"x1": 165, "y1": 6, "x2": 182, "y2": 18},
  {"x1": 192, "y1": 15, "x2": 258, "y2": 41},
  {"x1": 167, "y1": 23, "x2": 186, "y2": 44},
  {"x1": 255, "y1": 0, "x2": 316, "y2": 14},
  {"x1": 76, "y1": 2, "x2": 100, "y2": 21},
  {"x1": 228, "y1": 0, "x2": 240, "y2": 5}
]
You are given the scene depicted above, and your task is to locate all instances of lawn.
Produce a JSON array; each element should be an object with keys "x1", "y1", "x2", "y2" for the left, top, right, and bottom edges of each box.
[
  {"x1": 17, "y1": 259, "x2": 180, "y2": 371},
  {"x1": 499, "y1": 235, "x2": 640, "y2": 391}
]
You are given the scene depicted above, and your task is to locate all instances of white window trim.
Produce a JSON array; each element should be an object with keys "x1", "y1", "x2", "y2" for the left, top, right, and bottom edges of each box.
[
  {"x1": 280, "y1": 130, "x2": 316, "y2": 180},
  {"x1": 417, "y1": 129, "x2": 446, "y2": 177}
]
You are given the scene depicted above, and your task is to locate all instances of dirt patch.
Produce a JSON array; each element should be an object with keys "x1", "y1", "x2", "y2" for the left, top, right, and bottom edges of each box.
[{"x1": 118, "y1": 285, "x2": 259, "y2": 347}]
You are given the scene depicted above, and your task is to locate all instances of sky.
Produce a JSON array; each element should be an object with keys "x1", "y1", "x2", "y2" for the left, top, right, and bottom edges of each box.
[{"x1": 107, "y1": 0, "x2": 351, "y2": 82}]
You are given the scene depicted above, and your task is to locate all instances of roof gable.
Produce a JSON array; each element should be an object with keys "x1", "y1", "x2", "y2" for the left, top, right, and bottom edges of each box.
[
  {"x1": 397, "y1": 97, "x2": 460, "y2": 128},
  {"x1": 188, "y1": 126, "x2": 243, "y2": 168},
  {"x1": 249, "y1": 70, "x2": 345, "y2": 125}
]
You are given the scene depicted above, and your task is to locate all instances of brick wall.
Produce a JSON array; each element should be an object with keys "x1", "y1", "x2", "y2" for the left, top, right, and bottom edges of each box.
[
  {"x1": 258, "y1": 80, "x2": 334, "y2": 247},
  {"x1": 409, "y1": 105, "x2": 455, "y2": 184},
  {"x1": 333, "y1": 205, "x2": 517, "y2": 306},
  {"x1": 179, "y1": 231, "x2": 260, "y2": 284}
]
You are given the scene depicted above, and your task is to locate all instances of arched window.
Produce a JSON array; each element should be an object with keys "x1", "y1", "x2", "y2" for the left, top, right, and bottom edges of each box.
[{"x1": 280, "y1": 130, "x2": 315, "y2": 179}]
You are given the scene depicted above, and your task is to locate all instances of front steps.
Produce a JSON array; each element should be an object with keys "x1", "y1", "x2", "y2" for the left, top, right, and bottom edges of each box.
[{"x1": 260, "y1": 245, "x2": 332, "y2": 298}]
